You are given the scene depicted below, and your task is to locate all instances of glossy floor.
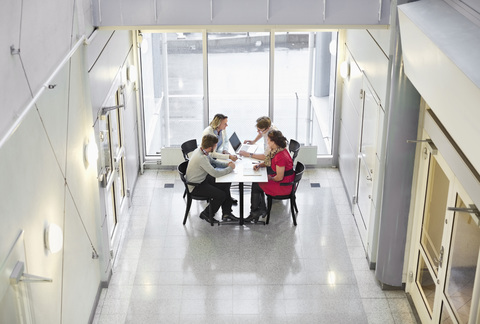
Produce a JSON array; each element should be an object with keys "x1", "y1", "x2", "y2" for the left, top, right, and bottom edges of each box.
[{"x1": 93, "y1": 167, "x2": 419, "y2": 324}]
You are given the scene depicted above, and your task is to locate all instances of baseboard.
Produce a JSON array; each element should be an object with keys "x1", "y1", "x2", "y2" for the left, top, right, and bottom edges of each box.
[{"x1": 89, "y1": 278, "x2": 110, "y2": 324}]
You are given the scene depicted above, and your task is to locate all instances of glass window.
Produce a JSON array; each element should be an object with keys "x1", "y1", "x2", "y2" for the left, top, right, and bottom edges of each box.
[
  {"x1": 207, "y1": 32, "x2": 269, "y2": 142},
  {"x1": 140, "y1": 32, "x2": 204, "y2": 155},
  {"x1": 273, "y1": 32, "x2": 310, "y2": 145},
  {"x1": 139, "y1": 30, "x2": 337, "y2": 160},
  {"x1": 421, "y1": 155, "x2": 449, "y2": 274},
  {"x1": 273, "y1": 31, "x2": 336, "y2": 154}
]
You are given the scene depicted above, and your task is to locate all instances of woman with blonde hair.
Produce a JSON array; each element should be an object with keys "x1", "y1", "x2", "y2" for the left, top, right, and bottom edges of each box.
[{"x1": 202, "y1": 113, "x2": 237, "y2": 161}]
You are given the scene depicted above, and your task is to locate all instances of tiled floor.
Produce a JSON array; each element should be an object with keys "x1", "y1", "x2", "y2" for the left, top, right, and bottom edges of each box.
[{"x1": 93, "y1": 167, "x2": 419, "y2": 324}]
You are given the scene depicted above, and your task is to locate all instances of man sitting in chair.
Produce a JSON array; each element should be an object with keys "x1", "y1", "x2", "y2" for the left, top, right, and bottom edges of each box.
[{"x1": 186, "y1": 134, "x2": 239, "y2": 223}]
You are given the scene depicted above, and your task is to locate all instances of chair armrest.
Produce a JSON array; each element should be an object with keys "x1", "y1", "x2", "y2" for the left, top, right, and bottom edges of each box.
[{"x1": 186, "y1": 181, "x2": 202, "y2": 187}]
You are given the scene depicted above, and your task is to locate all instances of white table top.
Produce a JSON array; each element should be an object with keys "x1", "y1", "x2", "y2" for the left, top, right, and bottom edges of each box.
[{"x1": 216, "y1": 156, "x2": 267, "y2": 183}]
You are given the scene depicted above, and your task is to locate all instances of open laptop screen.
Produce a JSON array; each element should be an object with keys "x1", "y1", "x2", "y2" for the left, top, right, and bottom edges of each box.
[{"x1": 229, "y1": 132, "x2": 242, "y2": 152}]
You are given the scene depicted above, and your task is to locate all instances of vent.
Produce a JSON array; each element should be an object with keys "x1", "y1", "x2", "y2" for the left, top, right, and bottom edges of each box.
[
  {"x1": 310, "y1": 183, "x2": 320, "y2": 188},
  {"x1": 164, "y1": 183, "x2": 174, "y2": 188}
]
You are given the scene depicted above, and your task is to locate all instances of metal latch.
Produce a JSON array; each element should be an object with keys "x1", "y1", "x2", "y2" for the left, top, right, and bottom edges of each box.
[
  {"x1": 448, "y1": 204, "x2": 480, "y2": 223},
  {"x1": 406, "y1": 139, "x2": 438, "y2": 155},
  {"x1": 10, "y1": 261, "x2": 52, "y2": 284}
]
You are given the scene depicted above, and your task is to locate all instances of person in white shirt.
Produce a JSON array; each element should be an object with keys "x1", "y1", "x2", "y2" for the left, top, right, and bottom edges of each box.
[
  {"x1": 186, "y1": 134, "x2": 239, "y2": 223},
  {"x1": 239, "y1": 116, "x2": 278, "y2": 160},
  {"x1": 202, "y1": 113, "x2": 238, "y2": 161}
]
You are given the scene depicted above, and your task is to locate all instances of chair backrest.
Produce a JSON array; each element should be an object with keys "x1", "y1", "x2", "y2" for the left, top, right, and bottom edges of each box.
[
  {"x1": 178, "y1": 161, "x2": 189, "y2": 190},
  {"x1": 181, "y1": 139, "x2": 198, "y2": 160},
  {"x1": 289, "y1": 139, "x2": 300, "y2": 163},
  {"x1": 291, "y1": 162, "x2": 305, "y2": 195}
]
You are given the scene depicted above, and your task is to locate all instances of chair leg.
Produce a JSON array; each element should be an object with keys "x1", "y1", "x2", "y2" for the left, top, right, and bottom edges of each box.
[
  {"x1": 266, "y1": 196, "x2": 273, "y2": 224},
  {"x1": 208, "y1": 199, "x2": 215, "y2": 226},
  {"x1": 290, "y1": 197, "x2": 297, "y2": 226},
  {"x1": 183, "y1": 196, "x2": 193, "y2": 225},
  {"x1": 183, "y1": 188, "x2": 187, "y2": 199}
]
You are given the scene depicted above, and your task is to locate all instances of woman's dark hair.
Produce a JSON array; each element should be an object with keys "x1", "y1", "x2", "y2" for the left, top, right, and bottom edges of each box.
[
  {"x1": 267, "y1": 130, "x2": 287, "y2": 149},
  {"x1": 201, "y1": 134, "x2": 219, "y2": 149}
]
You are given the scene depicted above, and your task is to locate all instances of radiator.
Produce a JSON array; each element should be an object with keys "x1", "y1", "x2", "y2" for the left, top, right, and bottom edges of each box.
[
  {"x1": 161, "y1": 146, "x2": 318, "y2": 166},
  {"x1": 161, "y1": 147, "x2": 184, "y2": 166},
  {"x1": 297, "y1": 146, "x2": 317, "y2": 165}
]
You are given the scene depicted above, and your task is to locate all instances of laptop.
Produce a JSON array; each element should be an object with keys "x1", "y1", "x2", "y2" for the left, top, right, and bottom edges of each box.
[{"x1": 229, "y1": 132, "x2": 258, "y2": 154}]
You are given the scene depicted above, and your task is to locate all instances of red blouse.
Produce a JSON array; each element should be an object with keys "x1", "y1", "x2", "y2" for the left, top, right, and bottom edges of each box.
[{"x1": 259, "y1": 149, "x2": 294, "y2": 196}]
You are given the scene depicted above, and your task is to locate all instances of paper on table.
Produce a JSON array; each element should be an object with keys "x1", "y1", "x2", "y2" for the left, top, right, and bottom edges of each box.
[{"x1": 243, "y1": 167, "x2": 263, "y2": 176}]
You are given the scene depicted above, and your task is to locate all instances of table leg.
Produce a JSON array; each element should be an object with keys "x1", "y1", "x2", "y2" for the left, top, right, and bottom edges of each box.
[{"x1": 239, "y1": 182, "x2": 244, "y2": 225}]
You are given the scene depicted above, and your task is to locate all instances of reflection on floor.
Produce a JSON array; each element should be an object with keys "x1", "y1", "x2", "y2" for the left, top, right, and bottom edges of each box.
[{"x1": 93, "y1": 167, "x2": 419, "y2": 323}]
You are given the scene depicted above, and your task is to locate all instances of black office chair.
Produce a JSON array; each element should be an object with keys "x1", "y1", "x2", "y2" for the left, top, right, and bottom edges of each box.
[
  {"x1": 289, "y1": 139, "x2": 301, "y2": 164},
  {"x1": 181, "y1": 139, "x2": 197, "y2": 198},
  {"x1": 181, "y1": 139, "x2": 198, "y2": 161},
  {"x1": 178, "y1": 161, "x2": 215, "y2": 226},
  {"x1": 265, "y1": 162, "x2": 305, "y2": 226}
]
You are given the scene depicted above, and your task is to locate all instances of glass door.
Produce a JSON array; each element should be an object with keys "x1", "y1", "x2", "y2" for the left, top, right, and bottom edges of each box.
[
  {"x1": 98, "y1": 81, "x2": 127, "y2": 260},
  {"x1": 408, "y1": 134, "x2": 480, "y2": 323},
  {"x1": 441, "y1": 187, "x2": 480, "y2": 323},
  {"x1": 110, "y1": 87, "x2": 127, "y2": 218},
  {"x1": 409, "y1": 138, "x2": 453, "y2": 322}
]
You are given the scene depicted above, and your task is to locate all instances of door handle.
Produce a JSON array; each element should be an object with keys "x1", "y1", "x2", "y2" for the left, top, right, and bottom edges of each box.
[
  {"x1": 114, "y1": 147, "x2": 125, "y2": 163},
  {"x1": 433, "y1": 246, "x2": 444, "y2": 270}
]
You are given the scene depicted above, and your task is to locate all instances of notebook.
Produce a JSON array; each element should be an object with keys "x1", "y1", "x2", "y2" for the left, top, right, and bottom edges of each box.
[{"x1": 229, "y1": 132, "x2": 258, "y2": 154}]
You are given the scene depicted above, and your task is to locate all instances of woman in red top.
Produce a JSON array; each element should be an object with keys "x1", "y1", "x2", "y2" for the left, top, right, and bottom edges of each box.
[{"x1": 246, "y1": 130, "x2": 294, "y2": 222}]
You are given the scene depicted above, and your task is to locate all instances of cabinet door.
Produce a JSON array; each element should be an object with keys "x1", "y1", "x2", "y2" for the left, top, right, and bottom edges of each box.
[
  {"x1": 356, "y1": 158, "x2": 373, "y2": 232},
  {"x1": 359, "y1": 77, "x2": 380, "y2": 174},
  {"x1": 353, "y1": 75, "x2": 381, "y2": 244}
]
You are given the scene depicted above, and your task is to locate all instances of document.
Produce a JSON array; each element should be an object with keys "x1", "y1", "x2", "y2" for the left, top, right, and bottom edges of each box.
[{"x1": 243, "y1": 167, "x2": 263, "y2": 176}]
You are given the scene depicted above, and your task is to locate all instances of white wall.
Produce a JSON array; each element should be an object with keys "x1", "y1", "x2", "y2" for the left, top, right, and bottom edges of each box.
[
  {"x1": 399, "y1": 1, "x2": 480, "y2": 207},
  {"x1": 0, "y1": 1, "x2": 139, "y2": 323}
]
